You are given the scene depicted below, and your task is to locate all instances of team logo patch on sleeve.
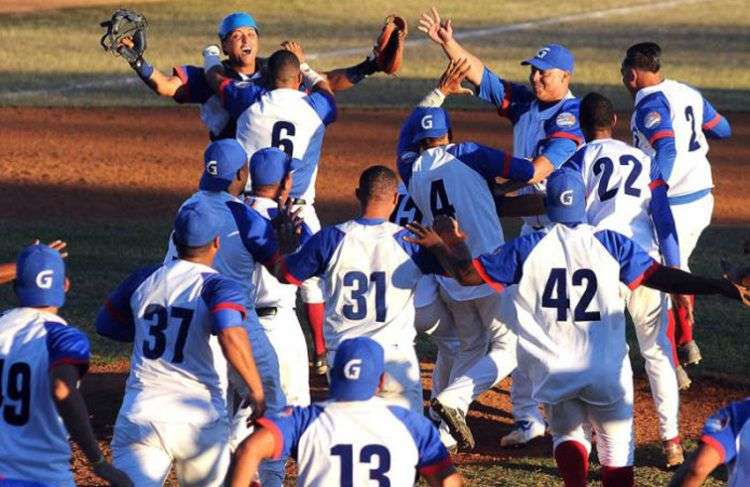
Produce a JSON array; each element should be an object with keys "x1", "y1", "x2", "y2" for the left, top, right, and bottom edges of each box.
[
  {"x1": 705, "y1": 413, "x2": 729, "y2": 433},
  {"x1": 644, "y1": 111, "x2": 662, "y2": 129},
  {"x1": 556, "y1": 112, "x2": 576, "y2": 128}
]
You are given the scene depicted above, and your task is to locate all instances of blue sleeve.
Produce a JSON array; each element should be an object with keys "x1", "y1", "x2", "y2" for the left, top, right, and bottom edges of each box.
[
  {"x1": 171, "y1": 65, "x2": 213, "y2": 104},
  {"x1": 226, "y1": 201, "x2": 280, "y2": 266},
  {"x1": 562, "y1": 146, "x2": 586, "y2": 173},
  {"x1": 261, "y1": 404, "x2": 326, "y2": 460},
  {"x1": 652, "y1": 137, "x2": 677, "y2": 181},
  {"x1": 647, "y1": 172, "x2": 680, "y2": 267},
  {"x1": 283, "y1": 226, "x2": 345, "y2": 284},
  {"x1": 387, "y1": 406, "x2": 453, "y2": 476},
  {"x1": 305, "y1": 91, "x2": 337, "y2": 126},
  {"x1": 540, "y1": 138, "x2": 579, "y2": 168},
  {"x1": 700, "y1": 398, "x2": 750, "y2": 464},
  {"x1": 96, "y1": 265, "x2": 161, "y2": 342},
  {"x1": 448, "y1": 142, "x2": 534, "y2": 182},
  {"x1": 635, "y1": 93, "x2": 677, "y2": 179},
  {"x1": 45, "y1": 322, "x2": 90, "y2": 374},
  {"x1": 219, "y1": 80, "x2": 264, "y2": 119},
  {"x1": 476, "y1": 67, "x2": 534, "y2": 123},
  {"x1": 541, "y1": 101, "x2": 584, "y2": 163},
  {"x1": 476, "y1": 232, "x2": 545, "y2": 291},
  {"x1": 702, "y1": 98, "x2": 731, "y2": 139},
  {"x1": 594, "y1": 230, "x2": 659, "y2": 289},
  {"x1": 201, "y1": 274, "x2": 248, "y2": 334},
  {"x1": 393, "y1": 229, "x2": 443, "y2": 275}
]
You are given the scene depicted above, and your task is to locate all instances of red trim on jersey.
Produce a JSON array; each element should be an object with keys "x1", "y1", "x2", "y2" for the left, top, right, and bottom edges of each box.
[
  {"x1": 702, "y1": 114, "x2": 722, "y2": 131},
  {"x1": 700, "y1": 434, "x2": 726, "y2": 463},
  {"x1": 496, "y1": 80, "x2": 513, "y2": 118},
  {"x1": 648, "y1": 130, "x2": 674, "y2": 144},
  {"x1": 219, "y1": 78, "x2": 233, "y2": 107},
  {"x1": 276, "y1": 258, "x2": 304, "y2": 287},
  {"x1": 548, "y1": 131, "x2": 583, "y2": 146},
  {"x1": 472, "y1": 259, "x2": 505, "y2": 293},
  {"x1": 256, "y1": 417, "x2": 284, "y2": 460},
  {"x1": 418, "y1": 455, "x2": 454, "y2": 477},
  {"x1": 627, "y1": 261, "x2": 661, "y2": 290},
  {"x1": 105, "y1": 300, "x2": 131, "y2": 325},
  {"x1": 648, "y1": 178, "x2": 667, "y2": 190},
  {"x1": 501, "y1": 152, "x2": 512, "y2": 178},
  {"x1": 211, "y1": 302, "x2": 246, "y2": 319}
]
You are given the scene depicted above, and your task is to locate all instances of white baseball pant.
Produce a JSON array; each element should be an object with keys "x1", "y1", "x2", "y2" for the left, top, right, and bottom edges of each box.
[
  {"x1": 297, "y1": 204, "x2": 325, "y2": 303},
  {"x1": 112, "y1": 415, "x2": 230, "y2": 486},
  {"x1": 670, "y1": 193, "x2": 714, "y2": 272}
]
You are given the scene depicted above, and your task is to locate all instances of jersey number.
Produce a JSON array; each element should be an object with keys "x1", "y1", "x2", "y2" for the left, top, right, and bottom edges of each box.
[
  {"x1": 684, "y1": 106, "x2": 701, "y2": 152},
  {"x1": 0, "y1": 359, "x2": 31, "y2": 426},
  {"x1": 429, "y1": 179, "x2": 456, "y2": 217},
  {"x1": 391, "y1": 194, "x2": 423, "y2": 226},
  {"x1": 331, "y1": 443, "x2": 391, "y2": 487},
  {"x1": 142, "y1": 305, "x2": 195, "y2": 363},
  {"x1": 342, "y1": 271, "x2": 387, "y2": 322},
  {"x1": 541, "y1": 268, "x2": 601, "y2": 322},
  {"x1": 271, "y1": 121, "x2": 296, "y2": 156},
  {"x1": 592, "y1": 155, "x2": 642, "y2": 202}
]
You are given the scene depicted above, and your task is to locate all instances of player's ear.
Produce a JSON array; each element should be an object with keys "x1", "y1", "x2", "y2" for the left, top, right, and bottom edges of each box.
[
  {"x1": 612, "y1": 113, "x2": 618, "y2": 128},
  {"x1": 354, "y1": 187, "x2": 363, "y2": 202},
  {"x1": 63, "y1": 277, "x2": 70, "y2": 294},
  {"x1": 376, "y1": 373, "x2": 386, "y2": 393},
  {"x1": 212, "y1": 235, "x2": 221, "y2": 250}
]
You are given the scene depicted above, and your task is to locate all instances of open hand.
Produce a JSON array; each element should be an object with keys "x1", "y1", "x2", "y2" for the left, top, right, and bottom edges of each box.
[
  {"x1": 438, "y1": 58, "x2": 473, "y2": 96},
  {"x1": 404, "y1": 221, "x2": 444, "y2": 249},
  {"x1": 281, "y1": 40, "x2": 305, "y2": 63},
  {"x1": 418, "y1": 7, "x2": 454, "y2": 46}
]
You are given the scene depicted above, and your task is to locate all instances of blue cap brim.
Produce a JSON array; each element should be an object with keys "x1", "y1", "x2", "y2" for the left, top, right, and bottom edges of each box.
[
  {"x1": 521, "y1": 58, "x2": 560, "y2": 71},
  {"x1": 199, "y1": 172, "x2": 232, "y2": 192},
  {"x1": 412, "y1": 128, "x2": 449, "y2": 144}
]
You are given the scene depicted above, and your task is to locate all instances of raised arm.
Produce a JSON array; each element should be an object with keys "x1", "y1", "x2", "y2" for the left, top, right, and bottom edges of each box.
[{"x1": 418, "y1": 8, "x2": 485, "y2": 85}]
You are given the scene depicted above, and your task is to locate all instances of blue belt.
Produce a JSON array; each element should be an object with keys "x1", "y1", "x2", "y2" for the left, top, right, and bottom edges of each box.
[{"x1": 669, "y1": 188, "x2": 711, "y2": 206}]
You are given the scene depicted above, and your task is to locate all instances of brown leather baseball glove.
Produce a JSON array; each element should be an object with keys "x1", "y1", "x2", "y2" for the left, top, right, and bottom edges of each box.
[{"x1": 371, "y1": 15, "x2": 408, "y2": 74}]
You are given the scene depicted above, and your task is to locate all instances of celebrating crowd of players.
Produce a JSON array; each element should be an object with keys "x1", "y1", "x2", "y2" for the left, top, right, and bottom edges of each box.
[{"x1": 0, "y1": 6, "x2": 747, "y2": 487}]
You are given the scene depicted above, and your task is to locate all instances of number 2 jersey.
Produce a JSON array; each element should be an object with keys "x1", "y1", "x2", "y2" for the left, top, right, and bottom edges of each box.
[
  {"x1": 96, "y1": 259, "x2": 254, "y2": 424},
  {"x1": 257, "y1": 397, "x2": 453, "y2": 486},
  {"x1": 0, "y1": 308, "x2": 90, "y2": 485},
  {"x1": 473, "y1": 223, "x2": 659, "y2": 405}
]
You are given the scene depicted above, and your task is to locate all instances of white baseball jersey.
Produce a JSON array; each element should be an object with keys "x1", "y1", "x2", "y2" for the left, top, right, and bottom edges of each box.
[
  {"x1": 280, "y1": 218, "x2": 441, "y2": 350},
  {"x1": 398, "y1": 142, "x2": 506, "y2": 301},
  {"x1": 220, "y1": 82, "x2": 337, "y2": 203},
  {"x1": 631, "y1": 79, "x2": 713, "y2": 197},
  {"x1": 98, "y1": 260, "x2": 252, "y2": 424},
  {"x1": 258, "y1": 397, "x2": 453, "y2": 486},
  {"x1": 0, "y1": 308, "x2": 90, "y2": 485},
  {"x1": 474, "y1": 223, "x2": 658, "y2": 405},
  {"x1": 700, "y1": 397, "x2": 750, "y2": 487}
]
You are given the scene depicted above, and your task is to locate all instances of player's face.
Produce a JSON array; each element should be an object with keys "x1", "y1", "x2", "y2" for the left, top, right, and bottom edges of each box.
[
  {"x1": 529, "y1": 67, "x2": 569, "y2": 102},
  {"x1": 222, "y1": 27, "x2": 259, "y2": 66}
]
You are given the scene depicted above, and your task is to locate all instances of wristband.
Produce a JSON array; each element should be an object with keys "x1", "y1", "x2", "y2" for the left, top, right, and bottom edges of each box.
[
  {"x1": 299, "y1": 62, "x2": 325, "y2": 90},
  {"x1": 132, "y1": 58, "x2": 154, "y2": 81},
  {"x1": 418, "y1": 88, "x2": 446, "y2": 108},
  {"x1": 203, "y1": 45, "x2": 222, "y2": 73}
]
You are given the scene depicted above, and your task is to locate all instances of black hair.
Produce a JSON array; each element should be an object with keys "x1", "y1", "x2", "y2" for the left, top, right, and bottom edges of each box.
[
  {"x1": 267, "y1": 49, "x2": 301, "y2": 83},
  {"x1": 579, "y1": 92, "x2": 615, "y2": 131},
  {"x1": 357, "y1": 165, "x2": 398, "y2": 201},
  {"x1": 623, "y1": 42, "x2": 661, "y2": 73}
]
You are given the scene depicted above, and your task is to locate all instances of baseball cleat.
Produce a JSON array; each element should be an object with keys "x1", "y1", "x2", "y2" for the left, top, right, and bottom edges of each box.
[
  {"x1": 676, "y1": 365, "x2": 692, "y2": 390},
  {"x1": 430, "y1": 398, "x2": 475, "y2": 451},
  {"x1": 500, "y1": 419, "x2": 546, "y2": 448},
  {"x1": 678, "y1": 340, "x2": 702, "y2": 366},
  {"x1": 663, "y1": 438, "x2": 685, "y2": 469},
  {"x1": 313, "y1": 353, "x2": 329, "y2": 375}
]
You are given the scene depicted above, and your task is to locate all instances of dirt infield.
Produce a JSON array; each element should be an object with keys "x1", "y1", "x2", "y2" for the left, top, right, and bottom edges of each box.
[{"x1": 2, "y1": 106, "x2": 749, "y2": 484}]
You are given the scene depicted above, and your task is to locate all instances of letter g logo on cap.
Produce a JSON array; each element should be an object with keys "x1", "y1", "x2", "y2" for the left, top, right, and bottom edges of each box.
[
  {"x1": 560, "y1": 190, "x2": 574, "y2": 206},
  {"x1": 343, "y1": 359, "x2": 362, "y2": 379},
  {"x1": 36, "y1": 270, "x2": 54, "y2": 289},
  {"x1": 421, "y1": 115, "x2": 433, "y2": 130},
  {"x1": 537, "y1": 47, "x2": 550, "y2": 59},
  {"x1": 207, "y1": 160, "x2": 219, "y2": 176}
]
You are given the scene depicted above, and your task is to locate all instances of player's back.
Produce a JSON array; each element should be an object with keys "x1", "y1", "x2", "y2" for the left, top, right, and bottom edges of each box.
[
  {"x1": 122, "y1": 260, "x2": 233, "y2": 425},
  {"x1": 632, "y1": 79, "x2": 712, "y2": 196},
  {"x1": 0, "y1": 309, "x2": 83, "y2": 485},
  {"x1": 293, "y1": 399, "x2": 434, "y2": 486},
  {"x1": 572, "y1": 138, "x2": 659, "y2": 258}
]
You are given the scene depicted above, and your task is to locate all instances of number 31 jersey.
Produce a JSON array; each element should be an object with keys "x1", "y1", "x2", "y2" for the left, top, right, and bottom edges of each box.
[{"x1": 474, "y1": 223, "x2": 658, "y2": 405}]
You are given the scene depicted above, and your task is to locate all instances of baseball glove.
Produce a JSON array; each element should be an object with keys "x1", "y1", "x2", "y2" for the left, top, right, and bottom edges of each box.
[
  {"x1": 100, "y1": 9, "x2": 148, "y2": 65},
  {"x1": 371, "y1": 15, "x2": 407, "y2": 74},
  {"x1": 721, "y1": 259, "x2": 750, "y2": 306}
]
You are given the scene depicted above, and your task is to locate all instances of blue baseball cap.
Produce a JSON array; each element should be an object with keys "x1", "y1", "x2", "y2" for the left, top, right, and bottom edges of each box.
[
  {"x1": 218, "y1": 12, "x2": 258, "y2": 39},
  {"x1": 522, "y1": 44, "x2": 574, "y2": 73},
  {"x1": 200, "y1": 139, "x2": 248, "y2": 192},
  {"x1": 250, "y1": 147, "x2": 301, "y2": 186},
  {"x1": 329, "y1": 337, "x2": 385, "y2": 401},
  {"x1": 545, "y1": 168, "x2": 586, "y2": 224},
  {"x1": 173, "y1": 201, "x2": 221, "y2": 247},
  {"x1": 15, "y1": 244, "x2": 66, "y2": 308},
  {"x1": 411, "y1": 107, "x2": 451, "y2": 144}
]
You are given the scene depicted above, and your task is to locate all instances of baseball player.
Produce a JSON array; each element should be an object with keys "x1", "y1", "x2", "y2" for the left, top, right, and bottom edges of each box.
[
  {"x1": 622, "y1": 42, "x2": 732, "y2": 370},
  {"x1": 396, "y1": 59, "x2": 539, "y2": 449},
  {"x1": 668, "y1": 397, "x2": 750, "y2": 487},
  {"x1": 264, "y1": 165, "x2": 445, "y2": 414},
  {"x1": 0, "y1": 244, "x2": 131, "y2": 486},
  {"x1": 246, "y1": 147, "x2": 313, "y2": 407},
  {"x1": 96, "y1": 201, "x2": 270, "y2": 486},
  {"x1": 419, "y1": 8, "x2": 585, "y2": 446},
  {"x1": 229, "y1": 337, "x2": 464, "y2": 487},
  {"x1": 163, "y1": 139, "x2": 289, "y2": 487},
  {"x1": 0, "y1": 240, "x2": 67, "y2": 285},
  {"x1": 115, "y1": 11, "x2": 396, "y2": 140},
  {"x1": 406, "y1": 168, "x2": 746, "y2": 487},
  {"x1": 565, "y1": 92, "x2": 686, "y2": 467},
  {"x1": 203, "y1": 45, "x2": 336, "y2": 375}
]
